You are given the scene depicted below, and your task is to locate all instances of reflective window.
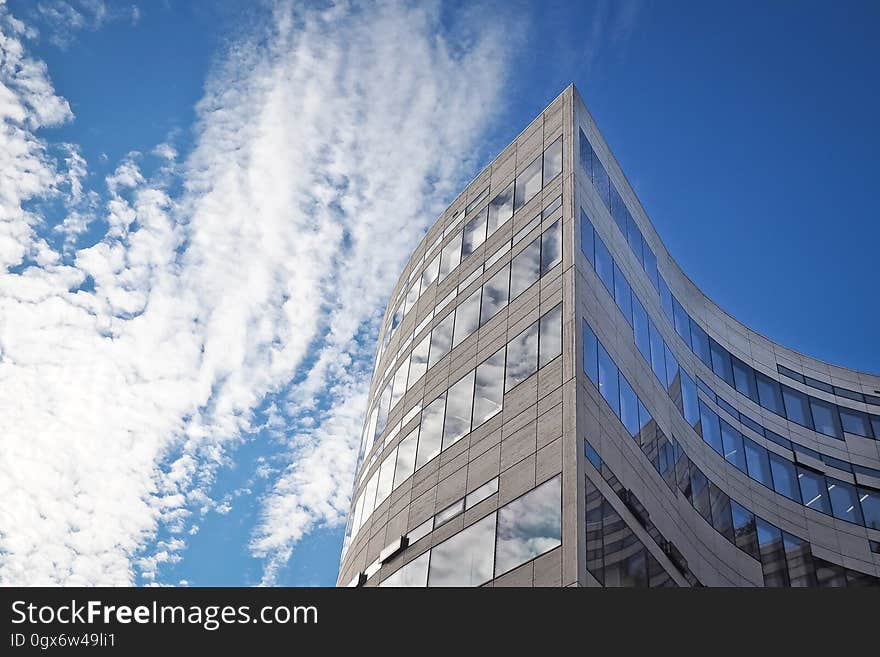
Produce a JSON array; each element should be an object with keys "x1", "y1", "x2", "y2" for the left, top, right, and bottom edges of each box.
[
  {"x1": 720, "y1": 420, "x2": 747, "y2": 472},
  {"x1": 619, "y1": 374, "x2": 639, "y2": 439},
  {"x1": 810, "y1": 397, "x2": 843, "y2": 439},
  {"x1": 487, "y1": 181, "x2": 514, "y2": 235},
  {"x1": 375, "y1": 450, "x2": 396, "y2": 505},
  {"x1": 438, "y1": 232, "x2": 462, "y2": 282},
  {"x1": 539, "y1": 304, "x2": 562, "y2": 367},
  {"x1": 632, "y1": 297, "x2": 651, "y2": 362},
  {"x1": 591, "y1": 149, "x2": 611, "y2": 207},
  {"x1": 783, "y1": 532, "x2": 817, "y2": 587},
  {"x1": 452, "y1": 289, "x2": 481, "y2": 348},
  {"x1": 594, "y1": 234, "x2": 614, "y2": 293},
  {"x1": 755, "y1": 371, "x2": 785, "y2": 415},
  {"x1": 462, "y1": 208, "x2": 487, "y2": 257},
  {"x1": 510, "y1": 237, "x2": 541, "y2": 300},
  {"x1": 732, "y1": 357, "x2": 758, "y2": 403},
  {"x1": 442, "y1": 371, "x2": 475, "y2": 449},
  {"x1": 580, "y1": 210, "x2": 595, "y2": 264},
  {"x1": 435, "y1": 499, "x2": 464, "y2": 527},
  {"x1": 613, "y1": 263, "x2": 632, "y2": 324},
  {"x1": 583, "y1": 320, "x2": 599, "y2": 386},
  {"x1": 495, "y1": 476, "x2": 562, "y2": 576},
  {"x1": 408, "y1": 334, "x2": 430, "y2": 389},
  {"x1": 637, "y1": 400, "x2": 653, "y2": 447},
  {"x1": 769, "y1": 452, "x2": 801, "y2": 502},
  {"x1": 480, "y1": 264, "x2": 510, "y2": 325},
  {"x1": 393, "y1": 430, "x2": 418, "y2": 487},
  {"x1": 709, "y1": 338, "x2": 734, "y2": 386},
  {"x1": 648, "y1": 320, "x2": 666, "y2": 384},
  {"x1": 505, "y1": 320, "x2": 539, "y2": 391},
  {"x1": 421, "y1": 254, "x2": 440, "y2": 291},
  {"x1": 611, "y1": 186, "x2": 627, "y2": 235},
  {"x1": 542, "y1": 136, "x2": 563, "y2": 183},
  {"x1": 826, "y1": 478, "x2": 864, "y2": 525},
  {"x1": 672, "y1": 298, "x2": 690, "y2": 346},
  {"x1": 731, "y1": 500, "x2": 760, "y2": 559},
  {"x1": 514, "y1": 154, "x2": 543, "y2": 210},
  {"x1": 598, "y1": 342, "x2": 620, "y2": 415},
  {"x1": 690, "y1": 462, "x2": 712, "y2": 521},
  {"x1": 744, "y1": 438, "x2": 773, "y2": 487},
  {"x1": 473, "y1": 347, "x2": 505, "y2": 428},
  {"x1": 710, "y1": 483, "x2": 734, "y2": 542},
  {"x1": 781, "y1": 385, "x2": 813, "y2": 429},
  {"x1": 428, "y1": 313, "x2": 454, "y2": 368},
  {"x1": 642, "y1": 244, "x2": 659, "y2": 290},
  {"x1": 681, "y1": 370, "x2": 700, "y2": 428},
  {"x1": 664, "y1": 343, "x2": 679, "y2": 392},
  {"x1": 404, "y1": 280, "x2": 419, "y2": 315},
  {"x1": 839, "y1": 407, "x2": 872, "y2": 437},
  {"x1": 860, "y1": 488, "x2": 880, "y2": 530},
  {"x1": 428, "y1": 513, "x2": 496, "y2": 587},
  {"x1": 626, "y1": 213, "x2": 644, "y2": 265},
  {"x1": 466, "y1": 478, "x2": 499, "y2": 510},
  {"x1": 380, "y1": 551, "x2": 429, "y2": 588},
  {"x1": 416, "y1": 394, "x2": 446, "y2": 469},
  {"x1": 540, "y1": 220, "x2": 562, "y2": 274},
  {"x1": 390, "y1": 358, "x2": 409, "y2": 409},
  {"x1": 797, "y1": 466, "x2": 831, "y2": 514},
  {"x1": 699, "y1": 401, "x2": 723, "y2": 455},
  {"x1": 658, "y1": 277, "x2": 674, "y2": 324},
  {"x1": 756, "y1": 518, "x2": 789, "y2": 587}
]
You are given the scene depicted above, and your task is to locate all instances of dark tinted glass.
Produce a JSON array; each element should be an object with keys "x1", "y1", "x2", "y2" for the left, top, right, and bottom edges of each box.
[
  {"x1": 731, "y1": 501, "x2": 760, "y2": 559},
  {"x1": 598, "y1": 342, "x2": 620, "y2": 415},
  {"x1": 690, "y1": 319, "x2": 712, "y2": 366},
  {"x1": 755, "y1": 371, "x2": 785, "y2": 415},
  {"x1": 809, "y1": 397, "x2": 843, "y2": 439},
  {"x1": 744, "y1": 438, "x2": 772, "y2": 487},
  {"x1": 769, "y1": 452, "x2": 801, "y2": 502},
  {"x1": 613, "y1": 263, "x2": 632, "y2": 324},
  {"x1": 781, "y1": 385, "x2": 813, "y2": 429},
  {"x1": 827, "y1": 478, "x2": 864, "y2": 525},
  {"x1": 709, "y1": 338, "x2": 734, "y2": 386},
  {"x1": 619, "y1": 374, "x2": 639, "y2": 439},
  {"x1": 797, "y1": 466, "x2": 831, "y2": 515},
  {"x1": 583, "y1": 321, "x2": 598, "y2": 386},
  {"x1": 699, "y1": 401, "x2": 723, "y2": 455},
  {"x1": 594, "y1": 234, "x2": 613, "y2": 293},
  {"x1": 632, "y1": 296, "x2": 651, "y2": 362},
  {"x1": 720, "y1": 420, "x2": 747, "y2": 472},
  {"x1": 731, "y1": 357, "x2": 758, "y2": 402},
  {"x1": 580, "y1": 210, "x2": 595, "y2": 264}
]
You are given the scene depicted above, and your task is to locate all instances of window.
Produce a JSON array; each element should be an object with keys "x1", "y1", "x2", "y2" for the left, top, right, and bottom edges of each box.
[
  {"x1": 538, "y1": 303, "x2": 562, "y2": 368},
  {"x1": 756, "y1": 519, "x2": 789, "y2": 587},
  {"x1": 416, "y1": 394, "x2": 446, "y2": 469},
  {"x1": 510, "y1": 237, "x2": 541, "y2": 300},
  {"x1": 632, "y1": 297, "x2": 651, "y2": 363},
  {"x1": 428, "y1": 513, "x2": 496, "y2": 587},
  {"x1": 435, "y1": 499, "x2": 464, "y2": 527},
  {"x1": 690, "y1": 319, "x2": 712, "y2": 367},
  {"x1": 797, "y1": 466, "x2": 831, "y2": 514},
  {"x1": 619, "y1": 374, "x2": 639, "y2": 439},
  {"x1": 648, "y1": 320, "x2": 666, "y2": 384},
  {"x1": 731, "y1": 500, "x2": 760, "y2": 559},
  {"x1": 389, "y1": 358, "x2": 409, "y2": 410},
  {"x1": 473, "y1": 347, "x2": 505, "y2": 428},
  {"x1": 732, "y1": 357, "x2": 758, "y2": 402},
  {"x1": 783, "y1": 532, "x2": 817, "y2": 587},
  {"x1": 594, "y1": 234, "x2": 613, "y2": 293},
  {"x1": 374, "y1": 383, "x2": 392, "y2": 439},
  {"x1": 421, "y1": 254, "x2": 440, "y2": 291},
  {"x1": 583, "y1": 320, "x2": 599, "y2": 386},
  {"x1": 514, "y1": 154, "x2": 543, "y2": 210},
  {"x1": 462, "y1": 208, "x2": 487, "y2": 257},
  {"x1": 664, "y1": 343, "x2": 679, "y2": 392},
  {"x1": 403, "y1": 280, "x2": 419, "y2": 315},
  {"x1": 613, "y1": 263, "x2": 632, "y2": 324},
  {"x1": 495, "y1": 476, "x2": 562, "y2": 576},
  {"x1": 505, "y1": 320, "x2": 539, "y2": 391},
  {"x1": 699, "y1": 401, "x2": 723, "y2": 455},
  {"x1": 438, "y1": 232, "x2": 462, "y2": 282},
  {"x1": 591, "y1": 149, "x2": 611, "y2": 208},
  {"x1": 781, "y1": 385, "x2": 813, "y2": 429},
  {"x1": 637, "y1": 400, "x2": 653, "y2": 446},
  {"x1": 710, "y1": 483, "x2": 734, "y2": 542},
  {"x1": 380, "y1": 551, "x2": 429, "y2": 588},
  {"x1": 658, "y1": 277, "x2": 674, "y2": 324},
  {"x1": 626, "y1": 213, "x2": 644, "y2": 265},
  {"x1": 755, "y1": 371, "x2": 785, "y2": 415},
  {"x1": 466, "y1": 478, "x2": 499, "y2": 510},
  {"x1": 393, "y1": 430, "x2": 418, "y2": 487},
  {"x1": 709, "y1": 338, "x2": 734, "y2": 386},
  {"x1": 610, "y1": 186, "x2": 627, "y2": 235},
  {"x1": 720, "y1": 420, "x2": 747, "y2": 472},
  {"x1": 690, "y1": 462, "x2": 712, "y2": 522},
  {"x1": 672, "y1": 298, "x2": 690, "y2": 346},
  {"x1": 768, "y1": 452, "x2": 801, "y2": 502},
  {"x1": 598, "y1": 342, "x2": 620, "y2": 415},
  {"x1": 487, "y1": 181, "x2": 514, "y2": 235},
  {"x1": 826, "y1": 478, "x2": 864, "y2": 525},
  {"x1": 540, "y1": 220, "x2": 562, "y2": 274},
  {"x1": 480, "y1": 264, "x2": 510, "y2": 325},
  {"x1": 744, "y1": 438, "x2": 773, "y2": 487},
  {"x1": 859, "y1": 487, "x2": 880, "y2": 530},
  {"x1": 809, "y1": 397, "x2": 843, "y2": 439},
  {"x1": 452, "y1": 289, "x2": 481, "y2": 348},
  {"x1": 375, "y1": 451, "x2": 396, "y2": 506},
  {"x1": 580, "y1": 210, "x2": 595, "y2": 264},
  {"x1": 642, "y1": 244, "x2": 659, "y2": 290},
  {"x1": 542, "y1": 136, "x2": 563, "y2": 183},
  {"x1": 443, "y1": 371, "x2": 475, "y2": 449},
  {"x1": 839, "y1": 407, "x2": 872, "y2": 437},
  {"x1": 681, "y1": 370, "x2": 700, "y2": 428},
  {"x1": 407, "y1": 334, "x2": 430, "y2": 388},
  {"x1": 428, "y1": 313, "x2": 454, "y2": 368}
]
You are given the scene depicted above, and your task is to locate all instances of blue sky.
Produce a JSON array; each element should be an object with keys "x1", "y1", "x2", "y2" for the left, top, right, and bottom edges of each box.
[{"x1": 0, "y1": 0, "x2": 876, "y2": 587}]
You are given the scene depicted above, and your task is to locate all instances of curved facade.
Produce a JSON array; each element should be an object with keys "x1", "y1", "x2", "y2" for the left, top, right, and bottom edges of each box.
[{"x1": 337, "y1": 86, "x2": 880, "y2": 587}]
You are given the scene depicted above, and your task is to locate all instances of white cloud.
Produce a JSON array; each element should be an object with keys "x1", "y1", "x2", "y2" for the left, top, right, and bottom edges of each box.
[{"x1": 0, "y1": 0, "x2": 511, "y2": 586}]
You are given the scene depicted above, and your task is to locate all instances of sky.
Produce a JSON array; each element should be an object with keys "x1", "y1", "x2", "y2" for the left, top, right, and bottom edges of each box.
[{"x1": 0, "y1": 0, "x2": 876, "y2": 587}]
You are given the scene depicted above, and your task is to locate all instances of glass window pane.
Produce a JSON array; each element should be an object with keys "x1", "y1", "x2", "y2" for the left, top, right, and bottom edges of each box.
[
  {"x1": 462, "y1": 208, "x2": 487, "y2": 258},
  {"x1": 781, "y1": 385, "x2": 814, "y2": 429},
  {"x1": 542, "y1": 136, "x2": 563, "y2": 184},
  {"x1": 672, "y1": 298, "x2": 691, "y2": 346},
  {"x1": 681, "y1": 370, "x2": 700, "y2": 428},
  {"x1": 487, "y1": 181, "x2": 514, "y2": 235},
  {"x1": 731, "y1": 500, "x2": 760, "y2": 559},
  {"x1": 404, "y1": 280, "x2": 419, "y2": 315},
  {"x1": 408, "y1": 333, "x2": 430, "y2": 389},
  {"x1": 756, "y1": 371, "x2": 785, "y2": 415},
  {"x1": 619, "y1": 374, "x2": 639, "y2": 438},
  {"x1": 859, "y1": 487, "x2": 880, "y2": 530},
  {"x1": 632, "y1": 297, "x2": 651, "y2": 363},
  {"x1": 428, "y1": 313, "x2": 454, "y2": 368},
  {"x1": 648, "y1": 320, "x2": 666, "y2": 384},
  {"x1": 797, "y1": 466, "x2": 831, "y2": 515},
  {"x1": 594, "y1": 234, "x2": 614, "y2": 293},
  {"x1": 721, "y1": 420, "x2": 747, "y2": 472},
  {"x1": 495, "y1": 475, "x2": 562, "y2": 576},
  {"x1": 390, "y1": 358, "x2": 409, "y2": 409},
  {"x1": 690, "y1": 462, "x2": 712, "y2": 521},
  {"x1": 539, "y1": 304, "x2": 562, "y2": 368},
  {"x1": 583, "y1": 320, "x2": 598, "y2": 386},
  {"x1": 510, "y1": 237, "x2": 541, "y2": 300},
  {"x1": 626, "y1": 212, "x2": 644, "y2": 264},
  {"x1": 480, "y1": 264, "x2": 510, "y2": 325},
  {"x1": 466, "y1": 478, "x2": 499, "y2": 510},
  {"x1": 839, "y1": 407, "x2": 872, "y2": 437},
  {"x1": 658, "y1": 277, "x2": 674, "y2": 324},
  {"x1": 438, "y1": 232, "x2": 462, "y2": 282},
  {"x1": 610, "y1": 186, "x2": 627, "y2": 234},
  {"x1": 428, "y1": 513, "x2": 496, "y2": 587},
  {"x1": 699, "y1": 401, "x2": 723, "y2": 455},
  {"x1": 756, "y1": 518, "x2": 789, "y2": 587},
  {"x1": 709, "y1": 338, "x2": 734, "y2": 386},
  {"x1": 421, "y1": 254, "x2": 440, "y2": 290},
  {"x1": 664, "y1": 343, "x2": 679, "y2": 392},
  {"x1": 443, "y1": 371, "x2": 475, "y2": 449},
  {"x1": 827, "y1": 478, "x2": 864, "y2": 525},
  {"x1": 416, "y1": 394, "x2": 446, "y2": 469},
  {"x1": 505, "y1": 320, "x2": 539, "y2": 391},
  {"x1": 613, "y1": 262, "x2": 632, "y2": 324},
  {"x1": 710, "y1": 483, "x2": 734, "y2": 542},
  {"x1": 591, "y1": 150, "x2": 611, "y2": 208},
  {"x1": 810, "y1": 397, "x2": 843, "y2": 439},
  {"x1": 598, "y1": 342, "x2": 620, "y2": 416},
  {"x1": 514, "y1": 154, "x2": 542, "y2": 210},
  {"x1": 768, "y1": 452, "x2": 801, "y2": 502},
  {"x1": 393, "y1": 430, "x2": 418, "y2": 487},
  {"x1": 473, "y1": 347, "x2": 505, "y2": 428},
  {"x1": 690, "y1": 319, "x2": 711, "y2": 366},
  {"x1": 453, "y1": 289, "x2": 481, "y2": 348},
  {"x1": 642, "y1": 242, "x2": 659, "y2": 289},
  {"x1": 381, "y1": 550, "x2": 429, "y2": 588},
  {"x1": 744, "y1": 438, "x2": 773, "y2": 487},
  {"x1": 732, "y1": 357, "x2": 758, "y2": 403},
  {"x1": 540, "y1": 220, "x2": 562, "y2": 274},
  {"x1": 375, "y1": 450, "x2": 397, "y2": 505},
  {"x1": 580, "y1": 209, "x2": 595, "y2": 264}
]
